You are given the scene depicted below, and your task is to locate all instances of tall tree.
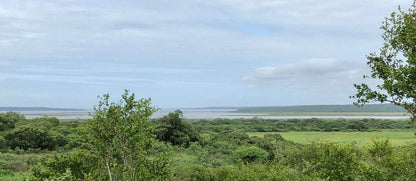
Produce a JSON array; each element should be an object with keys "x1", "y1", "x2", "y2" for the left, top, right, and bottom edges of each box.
[
  {"x1": 86, "y1": 90, "x2": 170, "y2": 180},
  {"x1": 352, "y1": 1, "x2": 416, "y2": 122}
]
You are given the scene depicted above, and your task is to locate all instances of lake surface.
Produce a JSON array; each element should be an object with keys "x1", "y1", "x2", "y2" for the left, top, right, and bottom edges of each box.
[{"x1": 0, "y1": 108, "x2": 410, "y2": 120}]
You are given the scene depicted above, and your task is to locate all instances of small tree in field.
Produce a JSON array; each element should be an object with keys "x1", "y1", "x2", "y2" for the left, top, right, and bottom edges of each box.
[
  {"x1": 352, "y1": 1, "x2": 416, "y2": 122},
  {"x1": 87, "y1": 90, "x2": 170, "y2": 180}
]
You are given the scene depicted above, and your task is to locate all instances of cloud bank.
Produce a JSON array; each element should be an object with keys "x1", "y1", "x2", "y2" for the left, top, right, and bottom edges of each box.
[
  {"x1": 243, "y1": 58, "x2": 367, "y2": 89},
  {"x1": 0, "y1": 0, "x2": 412, "y2": 108}
]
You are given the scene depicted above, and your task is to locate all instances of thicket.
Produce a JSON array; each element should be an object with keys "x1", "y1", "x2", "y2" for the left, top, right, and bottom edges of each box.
[
  {"x1": 192, "y1": 117, "x2": 416, "y2": 133},
  {"x1": 153, "y1": 110, "x2": 199, "y2": 147}
]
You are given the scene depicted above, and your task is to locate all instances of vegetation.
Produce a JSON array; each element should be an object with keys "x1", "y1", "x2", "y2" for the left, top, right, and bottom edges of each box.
[
  {"x1": 238, "y1": 104, "x2": 406, "y2": 113},
  {"x1": 0, "y1": 112, "x2": 24, "y2": 131},
  {"x1": 352, "y1": 1, "x2": 416, "y2": 122},
  {"x1": 249, "y1": 131, "x2": 416, "y2": 147},
  {"x1": 0, "y1": 95, "x2": 416, "y2": 180},
  {"x1": 154, "y1": 110, "x2": 199, "y2": 147},
  {"x1": 2, "y1": 1, "x2": 416, "y2": 180},
  {"x1": 0, "y1": 106, "x2": 416, "y2": 180},
  {"x1": 191, "y1": 117, "x2": 416, "y2": 133},
  {"x1": 5, "y1": 127, "x2": 55, "y2": 150},
  {"x1": 85, "y1": 90, "x2": 171, "y2": 180}
]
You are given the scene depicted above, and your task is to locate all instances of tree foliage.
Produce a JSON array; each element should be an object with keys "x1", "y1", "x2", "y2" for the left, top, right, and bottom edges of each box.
[
  {"x1": 155, "y1": 110, "x2": 199, "y2": 147},
  {"x1": 86, "y1": 90, "x2": 170, "y2": 180},
  {"x1": 5, "y1": 127, "x2": 54, "y2": 150},
  {"x1": 352, "y1": 1, "x2": 416, "y2": 121},
  {"x1": 0, "y1": 112, "x2": 25, "y2": 131},
  {"x1": 30, "y1": 150, "x2": 101, "y2": 180},
  {"x1": 234, "y1": 146, "x2": 269, "y2": 164}
]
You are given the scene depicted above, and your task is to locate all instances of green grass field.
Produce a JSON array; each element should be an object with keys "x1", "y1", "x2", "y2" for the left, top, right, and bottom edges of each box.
[{"x1": 248, "y1": 130, "x2": 416, "y2": 147}]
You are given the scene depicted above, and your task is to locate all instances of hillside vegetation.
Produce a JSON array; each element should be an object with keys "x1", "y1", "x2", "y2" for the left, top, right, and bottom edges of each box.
[
  {"x1": 237, "y1": 104, "x2": 407, "y2": 113},
  {"x1": 0, "y1": 101, "x2": 416, "y2": 180}
]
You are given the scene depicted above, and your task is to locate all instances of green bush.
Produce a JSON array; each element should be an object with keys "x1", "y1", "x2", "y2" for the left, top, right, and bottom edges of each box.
[
  {"x1": 155, "y1": 110, "x2": 199, "y2": 147},
  {"x1": 190, "y1": 117, "x2": 416, "y2": 133},
  {"x1": 234, "y1": 146, "x2": 269, "y2": 164},
  {"x1": 286, "y1": 142, "x2": 361, "y2": 180},
  {"x1": 0, "y1": 112, "x2": 25, "y2": 131},
  {"x1": 17, "y1": 117, "x2": 59, "y2": 130},
  {"x1": 5, "y1": 127, "x2": 54, "y2": 150},
  {"x1": 250, "y1": 133, "x2": 299, "y2": 162},
  {"x1": 367, "y1": 139, "x2": 392, "y2": 158},
  {"x1": 360, "y1": 140, "x2": 416, "y2": 180},
  {"x1": 180, "y1": 164, "x2": 301, "y2": 181},
  {"x1": 30, "y1": 150, "x2": 102, "y2": 180}
]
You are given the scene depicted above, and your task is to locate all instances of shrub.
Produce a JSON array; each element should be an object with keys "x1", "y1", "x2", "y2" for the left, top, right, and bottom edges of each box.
[
  {"x1": 0, "y1": 112, "x2": 25, "y2": 131},
  {"x1": 234, "y1": 146, "x2": 269, "y2": 164},
  {"x1": 183, "y1": 164, "x2": 301, "y2": 181},
  {"x1": 5, "y1": 127, "x2": 54, "y2": 150},
  {"x1": 155, "y1": 110, "x2": 199, "y2": 147},
  {"x1": 367, "y1": 139, "x2": 392, "y2": 158},
  {"x1": 30, "y1": 150, "x2": 102, "y2": 180},
  {"x1": 286, "y1": 142, "x2": 361, "y2": 180}
]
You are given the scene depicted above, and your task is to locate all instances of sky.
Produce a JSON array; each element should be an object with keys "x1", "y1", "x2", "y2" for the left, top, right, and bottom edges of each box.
[{"x1": 0, "y1": 0, "x2": 413, "y2": 109}]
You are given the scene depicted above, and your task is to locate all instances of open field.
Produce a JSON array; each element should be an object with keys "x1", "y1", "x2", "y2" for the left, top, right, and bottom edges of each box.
[{"x1": 248, "y1": 130, "x2": 416, "y2": 147}]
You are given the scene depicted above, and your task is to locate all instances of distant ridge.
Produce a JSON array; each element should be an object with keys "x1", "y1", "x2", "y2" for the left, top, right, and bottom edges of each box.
[
  {"x1": 0, "y1": 107, "x2": 85, "y2": 111},
  {"x1": 237, "y1": 104, "x2": 406, "y2": 113}
]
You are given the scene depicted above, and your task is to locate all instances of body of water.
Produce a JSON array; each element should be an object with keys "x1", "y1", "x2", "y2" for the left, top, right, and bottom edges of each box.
[{"x1": 0, "y1": 108, "x2": 411, "y2": 120}]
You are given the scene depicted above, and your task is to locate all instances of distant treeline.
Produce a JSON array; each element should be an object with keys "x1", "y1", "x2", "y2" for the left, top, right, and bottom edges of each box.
[
  {"x1": 237, "y1": 104, "x2": 407, "y2": 113},
  {"x1": 191, "y1": 118, "x2": 416, "y2": 133}
]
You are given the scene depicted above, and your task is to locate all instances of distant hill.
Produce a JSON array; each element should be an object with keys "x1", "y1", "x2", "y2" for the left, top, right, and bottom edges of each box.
[
  {"x1": 0, "y1": 107, "x2": 85, "y2": 112},
  {"x1": 237, "y1": 104, "x2": 406, "y2": 113}
]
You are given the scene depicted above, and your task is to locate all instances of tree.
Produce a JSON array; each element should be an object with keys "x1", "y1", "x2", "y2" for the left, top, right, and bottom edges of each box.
[
  {"x1": 0, "y1": 112, "x2": 25, "y2": 131},
  {"x1": 5, "y1": 127, "x2": 54, "y2": 150},
  {"x1": 154, "y1": 110, "x2": 199, "y2": 147},
  {"x1": 86, "y1": 90, "x2": 170, "y2": 180},
  {"x1": 352, "y1": 1, "x2": 416, "y2": 122}
]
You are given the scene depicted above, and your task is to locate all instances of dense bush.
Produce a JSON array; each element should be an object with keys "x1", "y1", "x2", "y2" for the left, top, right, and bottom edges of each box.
[
  {"x1": 0, "y1": 112, "x2": 25, "y2": 131},
  {"x1": 30, "y1": 150, "x2": 101, "y2": 180},
  {"x1": 286, "y1": 142, "x2": 362, "y2": 180},
  {"x1": 180, "y1": 164, "x2": 302, "y2": 181},
  {"x1": 249, "y1": 133, "x2": 299, "y2": 162},
  {"x1": 5, "y1": 127, "x2": 55, "y2": 150},
  {"x1": 360, "y1": 140, "x2": 416, "y2": 180},
  {"x1": 154, "y1": 110, "x2": 199, "y2": 147},
  {"x1": 192, "y1": 118, "x2": 416, "y2": 133},
  {"x1": 234, "y1": 146, "x2": 269, "y2": 164}
]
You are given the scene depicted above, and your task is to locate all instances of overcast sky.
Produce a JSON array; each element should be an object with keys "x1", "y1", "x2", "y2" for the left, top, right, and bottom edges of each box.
[{"x1": 0, "y1": 0, "x2": 413, "y2": 109}]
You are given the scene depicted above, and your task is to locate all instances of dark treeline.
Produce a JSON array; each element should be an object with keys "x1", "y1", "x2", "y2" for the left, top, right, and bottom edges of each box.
[{"x1": 191, "y1": 117, "x2": 416, "y2": 133}]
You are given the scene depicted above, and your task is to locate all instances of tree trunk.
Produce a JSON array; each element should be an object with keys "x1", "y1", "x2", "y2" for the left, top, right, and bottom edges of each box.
[{"x1": 105, "y1": 159, "x2": 113, "y2": 181}]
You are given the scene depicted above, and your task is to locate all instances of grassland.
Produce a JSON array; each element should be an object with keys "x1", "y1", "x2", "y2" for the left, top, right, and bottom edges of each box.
[{"x1": 248, "y1": 130, "x2": 416, "y2": 147}]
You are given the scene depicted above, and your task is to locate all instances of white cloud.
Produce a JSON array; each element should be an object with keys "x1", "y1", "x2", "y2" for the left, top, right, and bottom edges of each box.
[
  {"x1": 244, "y1": 58, "x2": 368, "y2": 88},
  {"x1": 0, "y1": 0, "x2": 412, "y2": 107},
  {"x1": 0, "y1": 0, "x2": 410, "y2": 62}
]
